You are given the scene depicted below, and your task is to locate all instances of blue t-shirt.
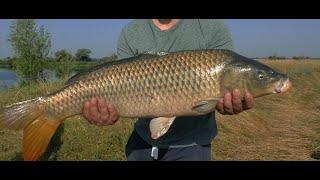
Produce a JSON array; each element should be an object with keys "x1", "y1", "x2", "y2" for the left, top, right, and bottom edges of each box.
[{"x1": 116, "y1": 19, "x2": 234, "y2": 148}]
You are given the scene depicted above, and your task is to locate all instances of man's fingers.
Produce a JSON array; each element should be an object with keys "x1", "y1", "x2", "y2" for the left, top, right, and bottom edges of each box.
[
  {"x1": 98, "y1": 114, "x2": 111, "y2": 124},
  {"x1": 83, "y1": 101, "x2": 92, "y2": 121},
  {"x1": 82, "y1": 97, "x2": 119, "y2": 126},
  {"x1": 223, "y1": 92, "x2": 234, "y2": 114},
  {"x1": 90, "y1": 97, "x2": 97, "y2": 105},
  {"x1": 97, "y1": 97, "x2": 108, "y2": 114},
  {"x1": 216, "y1": 99, "x2": 225, "y2": 114},
  {"x1": 243, "y1": 91, "x2": 254, "y2": 110},
  {"x1": 108, "y1": 105, "x2": 119, "y2": 124},
  {"x1": 89, "y1": 98, "x2": 99, "y2": 121},
  {"x1": 232, "y1": 89, "x2": 243, "y2": 114}
]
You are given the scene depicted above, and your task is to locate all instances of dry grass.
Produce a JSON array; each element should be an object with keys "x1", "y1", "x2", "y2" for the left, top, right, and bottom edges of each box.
[{"x1": 0, "y1": 59, "x2": 319, "y2": 161}]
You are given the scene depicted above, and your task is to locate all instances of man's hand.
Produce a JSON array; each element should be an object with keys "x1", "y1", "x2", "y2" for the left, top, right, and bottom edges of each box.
[
  {"x1": 216, "y1": 89, "x2": 254, "y2": 115},
  {"x1": 82, "y1": 97, "x2": 119, "y2": 126}
]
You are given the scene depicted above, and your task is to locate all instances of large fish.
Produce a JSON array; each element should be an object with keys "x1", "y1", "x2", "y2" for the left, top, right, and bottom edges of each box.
[{"x1": 0, "y1": 49, "x2": 291, "y2": 160}]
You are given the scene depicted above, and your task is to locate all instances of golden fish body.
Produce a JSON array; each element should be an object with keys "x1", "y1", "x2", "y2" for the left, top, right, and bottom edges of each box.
[
  {"x1": 0, "y1": 49, "x2": 291, "y2": 160},
  {"x1": 47, "y1": 50, "x2": 230, "y2": 119}
]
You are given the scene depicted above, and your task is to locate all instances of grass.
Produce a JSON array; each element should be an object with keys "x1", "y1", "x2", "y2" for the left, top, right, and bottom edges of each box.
[{"x1": 0, "y1": 59, "x2": 320, "y2": 160}]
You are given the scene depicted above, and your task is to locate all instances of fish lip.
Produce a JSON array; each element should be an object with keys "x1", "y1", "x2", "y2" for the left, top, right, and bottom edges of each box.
[{"x1": 274, "y1": 78, "x2": 291, "y2": 93}]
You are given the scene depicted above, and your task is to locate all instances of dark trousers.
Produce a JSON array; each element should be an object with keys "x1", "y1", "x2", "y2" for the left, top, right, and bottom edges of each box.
[{"x1": 125, "y1": 130, "x2": 212, "y2": 161}]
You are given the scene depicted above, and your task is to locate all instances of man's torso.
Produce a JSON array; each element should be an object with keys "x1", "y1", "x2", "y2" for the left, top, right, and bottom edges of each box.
[{"x1": 117, "y1": 19, "x2": 234, "y2": 148}]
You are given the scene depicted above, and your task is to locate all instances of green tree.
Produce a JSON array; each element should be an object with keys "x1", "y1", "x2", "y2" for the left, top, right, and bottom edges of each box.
[
  {"x1": 53, "y1": 49, "x2": 75, "y2": 79},
  {"x1": 0, "y1": 57, "x2": 13, "y2": 69},
  {"x1": 75, "y1": 48, "x2": 92, "y2": 61},
  {"x1": 55, "y1": 49, "x2": 73, "y2": 62},
  {"x1": 100, "y1": 53, "x2": 118, "y2": 62},
  {"x1": 8, "y1": 19, "x2": 51, "y2": 85}
]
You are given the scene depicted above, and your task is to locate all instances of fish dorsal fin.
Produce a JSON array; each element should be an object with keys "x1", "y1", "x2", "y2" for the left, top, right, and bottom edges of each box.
[
  {"x1": 65, "y1": 65, "x2": 101, "y2": 86},
  {"x1": 140, "y1": 51, "x2": 169, "y2": 56},
  {"x1": 65, "y1": 52, "x2": 166, "y2": 86},
  {"x1": 150, "y1": 117, "x2": 176, "y2": 139}
]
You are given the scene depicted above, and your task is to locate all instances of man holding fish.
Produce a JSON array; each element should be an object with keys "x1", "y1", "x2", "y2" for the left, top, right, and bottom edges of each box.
[
  {"x1": 83, "y1": 19, "x2": 254, "y2": 161},
  {"x1": 0, "y1": 19, "x2": 291, "y2": 161}
]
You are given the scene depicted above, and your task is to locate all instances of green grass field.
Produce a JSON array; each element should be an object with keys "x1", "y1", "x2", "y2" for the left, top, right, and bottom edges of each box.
[{"x1": 0, "y1": 59, "x2": 319, "y2": 161}]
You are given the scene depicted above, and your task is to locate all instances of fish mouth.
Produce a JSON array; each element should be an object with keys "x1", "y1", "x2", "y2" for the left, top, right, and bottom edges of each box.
[{"x1": 274, "y1": 78, "x2": 291, "y2": 93}]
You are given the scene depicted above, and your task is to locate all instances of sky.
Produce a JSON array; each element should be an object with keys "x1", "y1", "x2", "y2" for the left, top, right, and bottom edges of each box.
[{"x1": 1, "y1": 19, "x2": 320, "y2": 59}]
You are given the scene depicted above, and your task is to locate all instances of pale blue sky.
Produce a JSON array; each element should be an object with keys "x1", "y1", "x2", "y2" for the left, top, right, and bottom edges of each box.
[{"x1": 1, "y1": 19, "x2": 320, "y2": 59}]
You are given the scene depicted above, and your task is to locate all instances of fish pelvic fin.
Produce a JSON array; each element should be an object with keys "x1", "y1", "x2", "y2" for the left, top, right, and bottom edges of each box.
[
  {"x1": 150, "y1": 117, "x2": 176, "y2": 140},
  {"x1": 23, "y1": 116, "x2": 61, "y2": 161}
]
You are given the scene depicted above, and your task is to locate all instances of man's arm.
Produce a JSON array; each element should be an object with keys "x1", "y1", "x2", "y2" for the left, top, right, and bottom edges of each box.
[{"x1": 204, "y1": 19, "x2": 234, "y2": 51}]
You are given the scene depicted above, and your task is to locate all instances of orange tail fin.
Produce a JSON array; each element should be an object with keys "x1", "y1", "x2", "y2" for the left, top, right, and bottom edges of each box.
[{"x1": 23, "y1": 117, "x2": 61, "y2": 161}]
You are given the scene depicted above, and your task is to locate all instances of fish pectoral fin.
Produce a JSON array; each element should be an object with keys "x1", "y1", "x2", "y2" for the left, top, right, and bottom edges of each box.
[
  {"x1": 149, "y1": 117, "x2": 176, "y2": 140},
  {"x1": 23, "y1": 117, "x2": 61, "y2": 161},
  {"x1": 192, "y1": 97, "x2": 222, "y2": 114}
]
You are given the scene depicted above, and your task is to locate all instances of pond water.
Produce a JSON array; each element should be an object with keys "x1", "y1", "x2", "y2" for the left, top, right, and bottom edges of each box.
[
  {"x1": 0, "y1": 68, "x2": 19, "y2": 89},
  {"x1": 0, "y1": 68, "x2": 67, "y2": 91}
]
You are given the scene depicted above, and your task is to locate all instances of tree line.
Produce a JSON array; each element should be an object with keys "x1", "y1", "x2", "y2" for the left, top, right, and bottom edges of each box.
[
  {"x1": 4, "y1": 19, "x2": 117, "y2": 86},
  {"x1": 267, "y1": 55, "x2": 312, "y2": 60}
]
